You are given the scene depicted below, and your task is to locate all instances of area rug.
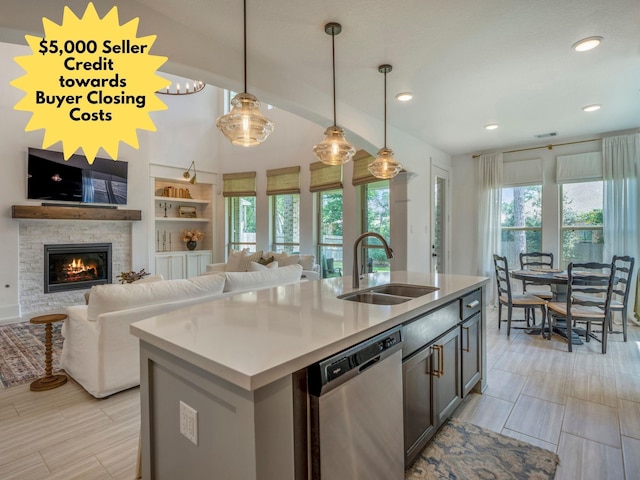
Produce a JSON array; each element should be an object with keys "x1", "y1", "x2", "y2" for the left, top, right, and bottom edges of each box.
[
  {"x1": 0, "y1": 321, "x2": 63, "y2": 388},
  {"x1": 406, "y1": 418, "x2": 560, "y2": 480}
]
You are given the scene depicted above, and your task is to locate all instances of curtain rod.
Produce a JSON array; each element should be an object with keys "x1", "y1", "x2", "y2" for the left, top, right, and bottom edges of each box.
[{"x1": 472, "y1": 138, "x2": 601, "y2": 159}]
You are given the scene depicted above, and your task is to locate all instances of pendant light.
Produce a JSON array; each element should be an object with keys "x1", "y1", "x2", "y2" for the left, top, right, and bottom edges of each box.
[
  {"x1": 368, "y1": 64, "x2": 403, "y2": 179},
  {"x1": 216, "y1": 0, "x2": 274, "y2": 147},
  {"x1": 313, "y1": 23, "x2": 356, "y2": 166}
]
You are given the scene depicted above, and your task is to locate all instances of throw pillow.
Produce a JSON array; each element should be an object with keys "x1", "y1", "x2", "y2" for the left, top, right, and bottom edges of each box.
[
  {"x1": 298, "y1": 255, "x2": 315, "y2": 271},
  {"x1": 258, "y1": 255, "x2": 275, "y2": 266},
  {"x1": 272, "y1": 251, "x2": 300, "y2": 267},
  {"x1": 249, "y1": 261, "x2": 267, "y2": 271},
  {"x1": 226, "y1": 249, "x2": 263, "y2": 272}
]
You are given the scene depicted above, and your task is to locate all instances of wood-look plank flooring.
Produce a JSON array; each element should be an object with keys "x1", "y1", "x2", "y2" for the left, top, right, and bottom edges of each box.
[
  {"x1": 0, "y1": 307, "x2": 638, "y2": 479},
  {"x1": 454, "y1": 307, "x2": 640, "y2": 480}
]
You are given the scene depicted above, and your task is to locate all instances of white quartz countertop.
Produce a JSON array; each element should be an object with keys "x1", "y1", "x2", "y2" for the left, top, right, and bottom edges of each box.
[{"x1": 130, "y1": 271, "x2": 488, "y2": 391}]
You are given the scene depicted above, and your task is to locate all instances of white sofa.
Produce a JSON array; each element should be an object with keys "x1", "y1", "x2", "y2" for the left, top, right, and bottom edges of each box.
[
  {"x1": 208, "y1": 249, "x2": 320, "y2": 280},
  {"x1": 61, "y1": 265, "x2": 303, "y2": 398}
]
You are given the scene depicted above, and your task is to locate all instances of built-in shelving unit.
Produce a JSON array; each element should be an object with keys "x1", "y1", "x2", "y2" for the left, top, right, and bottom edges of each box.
[{"x1": 152, "y1": 177, "x2": 214, "y2": 279}]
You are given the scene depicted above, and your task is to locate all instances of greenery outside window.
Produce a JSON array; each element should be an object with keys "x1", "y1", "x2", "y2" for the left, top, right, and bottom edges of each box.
[
  {"x1": 361, "y1": 180, "x2": 391, "y2": 273},
  {"x1": 560, "y1": 181, "x2": 604, "y2": 267},
  {"x1": 500, "y1": 185, "x2": 542, "y2": 267},
  {"x1": 272, "y1": 194, "x2": 300, "y2": 253},
  {"x1": 227, "y1": 196, "x2": 256, "y2": 251},
  {"x1": 317, "y1": 189, "x2": 343, "y2": 278}
]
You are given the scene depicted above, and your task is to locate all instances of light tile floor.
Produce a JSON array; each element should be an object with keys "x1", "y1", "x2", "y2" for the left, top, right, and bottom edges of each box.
[
  {"x1": 0, "y1": 307, "x2": 638, "y2": 478},
  {"x1": 453, "y1": 306, "x2": 640, "y2": 480}
]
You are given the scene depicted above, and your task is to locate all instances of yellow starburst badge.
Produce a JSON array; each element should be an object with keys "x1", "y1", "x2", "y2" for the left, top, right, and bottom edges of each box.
[{"x1": 10, "y1": 2, "x2": 169, "y2": 163}]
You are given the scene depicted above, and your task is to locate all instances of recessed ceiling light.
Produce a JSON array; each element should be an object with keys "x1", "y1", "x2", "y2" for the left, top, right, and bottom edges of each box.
[
  {"x1": 484, "y1": 124, "x2": 499, "y2": 130},
  {"x1": 395, "y1": 92, "x2": 413, "y2": 102},
  {"x1": 572, "y1": 36, "x2": 603, "y2": 52},
  {"x1": 582, "y1": 104, "x2": 601, "y2": 112}
]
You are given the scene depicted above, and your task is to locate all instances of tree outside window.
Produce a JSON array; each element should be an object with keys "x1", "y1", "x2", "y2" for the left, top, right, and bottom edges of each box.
[
  {"x1": 560, "y1": 181, "x2": 603, "y2": 267},
  {"x1": 228, "y1": 196, "x2": 256, "y2": 250},
  {"x1": 317, "y1": 190, "x2": 343, "y2": 278},
  {"x1": 272, "y1": 194, "x2": 300, "y2": 253},
  {"x1": 362, "y1": 180, "x2": 391, "y2": 272},
  {"x1": 500, "y1": 185, "x2": 542, "y2": 267}
]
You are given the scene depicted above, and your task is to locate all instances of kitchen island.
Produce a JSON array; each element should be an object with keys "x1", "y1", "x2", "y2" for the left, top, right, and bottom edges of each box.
[{"x1": 131, "y1": 271, "x2": 488, "y2": 480}]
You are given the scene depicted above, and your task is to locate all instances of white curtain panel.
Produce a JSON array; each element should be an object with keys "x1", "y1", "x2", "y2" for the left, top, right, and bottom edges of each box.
[
  {"x1": 602, "y1": 133, "x2": 640, "y2": 325},
  {"x1": 477, "y1": 153, "x2": 503, "y2": 305}
]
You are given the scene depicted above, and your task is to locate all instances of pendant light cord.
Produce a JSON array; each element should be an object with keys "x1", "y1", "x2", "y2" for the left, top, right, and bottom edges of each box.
[
  {"x1": 331, "y1": 30, "x2": 337, "y2": 127},
  {"x1": 383, "y1": 69, "x2": 387, "y2": 148},
  {"x1": 243, "y1": 0, "x2": 247, "y2": 93}
]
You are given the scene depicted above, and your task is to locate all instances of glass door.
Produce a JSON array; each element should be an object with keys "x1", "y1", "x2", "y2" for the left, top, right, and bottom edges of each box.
[{"x1": 431, "y1": 167, "x2": 449, "y2": 274}]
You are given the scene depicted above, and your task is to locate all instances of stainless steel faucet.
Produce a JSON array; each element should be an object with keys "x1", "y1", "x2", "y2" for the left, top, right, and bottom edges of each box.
[{"x1": 352, "y1": 232, "x2": 394, "y2": 288}]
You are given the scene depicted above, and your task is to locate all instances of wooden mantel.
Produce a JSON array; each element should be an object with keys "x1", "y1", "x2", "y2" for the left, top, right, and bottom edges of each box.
[{"x1": 12, "y1": 205, "x2": 142, "y2": 221}]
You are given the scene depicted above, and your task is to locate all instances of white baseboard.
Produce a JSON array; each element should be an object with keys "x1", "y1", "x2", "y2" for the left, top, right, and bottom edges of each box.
[{"x1": 0, "y1": 304, "x2": 20, "y2": 324}]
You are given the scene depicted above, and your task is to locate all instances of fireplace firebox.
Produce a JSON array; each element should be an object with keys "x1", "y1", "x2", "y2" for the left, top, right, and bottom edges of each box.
[{"x1": 44, "y1": 243, "x2": 112, "y2": 293}]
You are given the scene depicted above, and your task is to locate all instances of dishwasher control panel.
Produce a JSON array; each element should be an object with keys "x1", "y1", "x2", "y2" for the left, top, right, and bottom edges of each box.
[{"x1": 308, "y1": 327, "x2": 402, "y2": 396}]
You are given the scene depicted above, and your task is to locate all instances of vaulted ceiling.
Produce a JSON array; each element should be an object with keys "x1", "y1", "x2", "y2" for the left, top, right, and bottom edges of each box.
[{"x1": 3, "y1": 0, "x2": 640, "y2": 155}]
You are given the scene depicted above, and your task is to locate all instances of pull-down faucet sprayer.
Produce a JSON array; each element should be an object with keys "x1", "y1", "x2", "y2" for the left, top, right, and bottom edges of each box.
[{"x1": 352, "y1": 232, "x2": 393, "y2": 289}]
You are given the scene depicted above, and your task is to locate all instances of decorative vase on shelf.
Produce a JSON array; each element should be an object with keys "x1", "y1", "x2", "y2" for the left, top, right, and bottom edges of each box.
[{"x1": 186, "y1": 241, "x2": 197, "y2": 251}]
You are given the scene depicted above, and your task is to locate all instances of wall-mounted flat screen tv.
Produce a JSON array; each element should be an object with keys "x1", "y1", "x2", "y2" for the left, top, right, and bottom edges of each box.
[{"x1": 27, "y1": 147, "x2": 128, "y2": 205}]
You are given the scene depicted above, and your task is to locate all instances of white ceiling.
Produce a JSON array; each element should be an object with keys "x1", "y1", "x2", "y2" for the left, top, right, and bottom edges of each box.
[{"x1": 3, "y1": 0, "x2": 640, "y2": 156}]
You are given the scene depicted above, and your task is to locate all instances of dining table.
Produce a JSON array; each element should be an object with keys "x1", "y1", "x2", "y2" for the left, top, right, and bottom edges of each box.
[{"x1": 510, "y1": 268, "x2": 583, "y2": 343}]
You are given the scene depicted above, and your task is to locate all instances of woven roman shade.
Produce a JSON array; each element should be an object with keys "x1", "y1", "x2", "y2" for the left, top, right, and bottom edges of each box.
[
  {"x1": 310, "y1": 161, "x2": 343, "y2": 192},
  {"x1": 222, "y1": 171, "x2": 257, "y2": 197},
  {"x1": 351, "y1": 150, "x2": 378, "y2": 186},
  {"x1": 266, "y1": 166, "x2": 300, "y2": 195}
]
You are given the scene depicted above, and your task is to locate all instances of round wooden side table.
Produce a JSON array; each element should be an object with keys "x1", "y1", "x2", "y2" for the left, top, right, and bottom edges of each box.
[{"x1": 29, "y1": 313, "x2": 68, "y2": 392}]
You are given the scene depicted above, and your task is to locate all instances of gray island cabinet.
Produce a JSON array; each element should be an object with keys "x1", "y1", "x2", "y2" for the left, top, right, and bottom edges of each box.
[{"x1": 131, "y1": 271, "x2": 488, "y2": 480}]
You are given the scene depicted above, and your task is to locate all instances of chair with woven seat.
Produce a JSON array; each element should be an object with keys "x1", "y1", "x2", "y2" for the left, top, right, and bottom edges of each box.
[
  {"x1": 493, "y1": 254, "x2": 547, "y2": 337},
  {"x1": 546, "y1": 261, "x2": 616, "y2": 353}
]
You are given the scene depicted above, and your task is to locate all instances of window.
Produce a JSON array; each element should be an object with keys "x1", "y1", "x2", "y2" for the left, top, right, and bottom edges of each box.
[
  {"x1": 227, "y1": 196, "x2": 256, "y2": 251},
  {"x1": 361, "y1": 180, "x2": 391, "y2": 273},
  {"x1": 500, "y1": 185, "x2": 542, "y2": 267},
  {"x1": 317, "y1": 189, "x2": 343, "y2": 278},
  {"x1": 560, "y1": 181, "x2": 604, "y2": 267},
  {"x1": 223, "y1": 171, "x2": 257, "y2": 253},
  {"x1": 272, "y1": 194, "x2": 300, "y2": 253}
]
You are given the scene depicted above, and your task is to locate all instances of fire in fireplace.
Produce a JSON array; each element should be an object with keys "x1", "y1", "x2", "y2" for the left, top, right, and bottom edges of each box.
[{"x1": 44, "y1": 243, "x2": 112, "y2": 293}]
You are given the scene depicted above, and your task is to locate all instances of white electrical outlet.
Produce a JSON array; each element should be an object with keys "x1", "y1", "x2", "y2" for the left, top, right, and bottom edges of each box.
[{"x1": 179, "y1": 400, "x2": 198, "y2": 445}]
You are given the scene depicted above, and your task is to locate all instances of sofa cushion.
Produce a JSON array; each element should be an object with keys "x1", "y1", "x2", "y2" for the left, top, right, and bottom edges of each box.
[
  {"x1": 133, "y1": 274, "x2": 165, "y2": 284},
  {"x1": 226, "y1": 249, "x2": 263, "y2": 272},
  {"x1": 87, "y1": 274, "x2": 226, "y2": 321},
  {"x1": 223, "y1": 264, "x2": 303, "y2": 293}
]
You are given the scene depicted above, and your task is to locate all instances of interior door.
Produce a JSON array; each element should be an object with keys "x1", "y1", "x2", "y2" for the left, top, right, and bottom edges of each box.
[{"x1": 431, "y1": 166, "x2": 449, "y2": 274}]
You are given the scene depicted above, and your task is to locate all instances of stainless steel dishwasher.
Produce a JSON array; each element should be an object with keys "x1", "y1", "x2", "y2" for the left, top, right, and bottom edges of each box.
[{"x1": 308, "y1": 326, "x2": 404, "y2": 480}]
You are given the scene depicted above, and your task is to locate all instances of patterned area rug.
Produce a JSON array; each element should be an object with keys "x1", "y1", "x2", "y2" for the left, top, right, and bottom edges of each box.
[
  {"x1": 0, "y1": 321, "x2": 63, "y2": 388},
  {"x1": 406, "y1": 419, "x2": 560, "y2": 480}
]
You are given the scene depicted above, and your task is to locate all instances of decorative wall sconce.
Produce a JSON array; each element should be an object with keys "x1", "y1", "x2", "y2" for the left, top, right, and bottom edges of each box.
[{"x1": 183, "y1": 161, "x2": 197, "y2": 184}]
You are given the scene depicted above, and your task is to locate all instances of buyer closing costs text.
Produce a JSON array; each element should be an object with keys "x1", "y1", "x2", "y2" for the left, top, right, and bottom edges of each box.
[{"x1": 36, "y1": 39, "x2": 150, "y2": 121}]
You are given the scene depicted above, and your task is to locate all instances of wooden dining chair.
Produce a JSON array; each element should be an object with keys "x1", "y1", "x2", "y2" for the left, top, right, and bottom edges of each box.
[
  {"x1": 609, "y1": 255, "x2": 635, "y2": 342},
  {"x1": 493, "y1": 254, "x2": 547, "y2": 337},
  {"x1": 546, "y1": 261, "x2": 616, "y2": 353},
  {"x1": 519, "y1": 252, "x2": 554, "y2": 299}
]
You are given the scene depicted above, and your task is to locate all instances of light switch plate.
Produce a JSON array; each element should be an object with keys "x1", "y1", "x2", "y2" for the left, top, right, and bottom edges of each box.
[{"x1": 179, "y1": 400, "x2": 198, "y2": 445}]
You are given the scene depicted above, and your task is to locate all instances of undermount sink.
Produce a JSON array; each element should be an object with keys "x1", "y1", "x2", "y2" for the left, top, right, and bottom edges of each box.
[
  {"x1": 338, "y1": 283, "x2": 439, "y2": 305},
  {"x1": 369, "y1": 284, "x2": 439, "y2": 298}
]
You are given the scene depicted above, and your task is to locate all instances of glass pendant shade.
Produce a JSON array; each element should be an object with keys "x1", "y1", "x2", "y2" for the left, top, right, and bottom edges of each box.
[
  {"x1": 313, "y1": 125, "x2": 356, "y2": 166},
  {"x1": 216, "y1": 92, "x2": 274, "y2": 147},
  {"x1": 368, "y1": 147, "x2": 402, "y2": 179}
]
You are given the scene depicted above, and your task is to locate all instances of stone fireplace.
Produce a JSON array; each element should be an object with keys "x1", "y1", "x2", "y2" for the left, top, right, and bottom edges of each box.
[
  {"x1": 44, "y1": 243, "x2": 112, "y2": 293},
  {"x1": 18, "y1": 221, "x2": 131, "y2": 316}
]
